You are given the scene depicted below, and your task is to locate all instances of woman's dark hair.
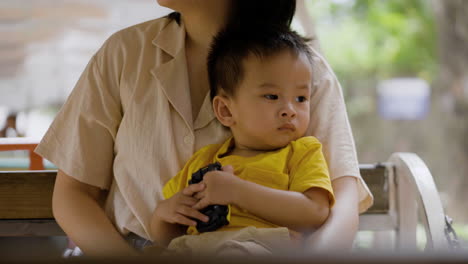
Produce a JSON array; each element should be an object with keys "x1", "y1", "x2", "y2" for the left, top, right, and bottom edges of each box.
[
  {"x1": 207, "y1": 26, "x2": 313, "y2": 101},
  {"x1": 166, "y1": 0, "x2": 296, "y2": 29},
  {"x1": 167, "y1": 12, "x2": 181, "y2": 24},
  {"x1": 227, "y1": 0, "x2": 296, "y2": 29}
]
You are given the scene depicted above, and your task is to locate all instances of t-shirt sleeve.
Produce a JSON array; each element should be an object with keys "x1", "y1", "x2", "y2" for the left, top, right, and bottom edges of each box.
[
  {"x1": 163, "y1": 144, "x2": 218, "y2": 199},
  {"x1": 305, "y1": 46, "x2": 373, "y2": 213},
  {"x1": 289, "y1": 137, "x2": 335, "y2": 207},
  {"x1": 162, "y1": 170, "x2": 187, "y2": 200},
  {"x1": 34, "y1": 34, "x2": 124, "y2": 190}
]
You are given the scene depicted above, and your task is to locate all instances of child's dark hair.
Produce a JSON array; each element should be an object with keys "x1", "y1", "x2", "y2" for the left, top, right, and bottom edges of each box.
[{"x1": 208, "y1": 27, "x2": 313, "y2": 101}]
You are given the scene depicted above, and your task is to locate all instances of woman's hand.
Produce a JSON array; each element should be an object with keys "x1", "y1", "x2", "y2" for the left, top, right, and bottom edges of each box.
[
  {"x1": 193, "y1": 165, "x2": 242, "y2": 210},
  {"x1": 153, "y1": 183, "x2": 209, "y2": 226}
]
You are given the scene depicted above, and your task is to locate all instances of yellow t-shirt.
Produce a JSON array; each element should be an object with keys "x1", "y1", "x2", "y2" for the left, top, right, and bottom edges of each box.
[{"x1": 163, "y1": 136, "x2": 335, "y2": 235}]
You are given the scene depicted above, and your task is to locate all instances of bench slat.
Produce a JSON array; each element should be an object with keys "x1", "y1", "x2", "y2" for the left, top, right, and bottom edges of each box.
[
  {"x1": 360, "y1": 164, "x2": 389, "y2": 214},
  {"x1": 0, "y1": 170, "x2": 56, "y2": 219},
  {"x1": 0, "y1": 219, "x2": 64, "y2": 236},
  {"x1": 0, "y1": 165, "x2": 389, "y2": 220}
]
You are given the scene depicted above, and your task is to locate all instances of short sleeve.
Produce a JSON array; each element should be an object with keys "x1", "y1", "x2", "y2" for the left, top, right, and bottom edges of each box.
[
  {"x1": 35, "y1": 35, "x2": 123, "y2": 190},
  {"x1": 288, "y1": 137, "x2": 335, "y2": 207},
  {"x1": 163, "y1": 144, "x2": 219, "y2": 199},
  {"x1": 306, "y1": 47, "x2": 373, "y2": 212},
  {"x1": 163, "y1": 170, "x2": 187, "y2": 200}
]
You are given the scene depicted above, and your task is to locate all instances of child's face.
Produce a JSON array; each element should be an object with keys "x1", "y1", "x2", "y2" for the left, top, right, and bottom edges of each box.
[{"x1": 225, "y1": 50, "x2": 312, "y2": 150}]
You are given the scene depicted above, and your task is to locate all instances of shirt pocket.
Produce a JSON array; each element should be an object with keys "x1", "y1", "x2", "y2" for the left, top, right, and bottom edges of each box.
[{"x1": 241, "y1": 166, "x2": 289, "y2": 191}]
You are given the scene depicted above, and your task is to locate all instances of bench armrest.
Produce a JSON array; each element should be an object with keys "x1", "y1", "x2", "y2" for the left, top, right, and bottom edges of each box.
[{"x1": 389, "y1": 152, "x2": 448, "y2": 251}]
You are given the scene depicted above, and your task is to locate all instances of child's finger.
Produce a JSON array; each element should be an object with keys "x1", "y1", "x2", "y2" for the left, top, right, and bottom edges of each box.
[
  {"x1": 180, "y1": 196, "x2": 199, "y2": 207},
  {"x1": 222, "y1": 165, "x2": 234, "y2": 173},
  {"x1": 182, "y1": 183, "x2": 205, "y2": 196},
  {"x1": 177, "y1": 206, "x2": 209, "y2": 223},
  {"x1": 193, "y1": 191, "x2": 205, "y2": 200},
  {"x1": 193, "y1": 199, "x2": 209, "y2": 210},
  {"x1": 173, "y1": 214, "x2": 197, "y2": 226}
]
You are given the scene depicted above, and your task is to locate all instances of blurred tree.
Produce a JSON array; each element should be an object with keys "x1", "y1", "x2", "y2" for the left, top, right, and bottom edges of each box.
[
  {"x1": 305, "y1": 0, "x2": 437, "y2": 83},
  {"x1": 432, "y1": 0, "x2": 468, "y2": 224},
  {"x1": 354, "y1": 0, "x2": 437, "y2": 79},
  {"x1": 433, "y1": 0, "x2": 468, "y2": 115}
]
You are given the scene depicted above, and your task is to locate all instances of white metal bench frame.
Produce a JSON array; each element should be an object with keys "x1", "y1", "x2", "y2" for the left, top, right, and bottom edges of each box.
[{"x1": 359, "y1": 152, "x2": 449, "y2": 251}]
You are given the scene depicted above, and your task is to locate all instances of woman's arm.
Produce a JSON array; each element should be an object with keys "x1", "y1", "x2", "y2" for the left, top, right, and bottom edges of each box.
[
  {"x1": 149, "y1": 215, "x2": 185, "y2": 247},
  {"x1": 53, "y1": 170, "x2": 139, "y2": 257},
  {"x1": 303, "y1": 176, "x2": 359, "y2": 252}
]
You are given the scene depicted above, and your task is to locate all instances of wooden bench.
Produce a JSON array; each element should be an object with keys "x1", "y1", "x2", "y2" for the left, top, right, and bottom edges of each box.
[{"x1": 0, "y1": 152, "x2": 451, "y2": 251}]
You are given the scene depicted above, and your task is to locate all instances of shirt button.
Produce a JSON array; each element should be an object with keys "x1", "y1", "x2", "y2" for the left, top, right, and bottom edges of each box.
[{"x1": 183, "y1": 135, "x2": 193, "y2": 145}]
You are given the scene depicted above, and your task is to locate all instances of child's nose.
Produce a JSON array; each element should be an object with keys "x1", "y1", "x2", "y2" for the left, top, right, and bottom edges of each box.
[{"x1": 280, "y1": 103, "x2": 296, "y2": 118}]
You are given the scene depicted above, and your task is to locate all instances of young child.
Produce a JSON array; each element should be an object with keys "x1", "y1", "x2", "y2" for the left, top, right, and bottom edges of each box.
[{"x1": 148, "y1": 26, "x2": 335, "y2": 256}]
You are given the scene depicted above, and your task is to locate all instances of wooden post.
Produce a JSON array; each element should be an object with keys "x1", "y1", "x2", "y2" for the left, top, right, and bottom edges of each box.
[{"x1": 0, "y1": 137, "x2": 44, "y2": 170}]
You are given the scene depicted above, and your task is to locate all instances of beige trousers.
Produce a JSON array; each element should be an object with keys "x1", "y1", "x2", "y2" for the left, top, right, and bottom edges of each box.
[{"x1": 147, "y1": 227, "x2": 294, "y2": 257}]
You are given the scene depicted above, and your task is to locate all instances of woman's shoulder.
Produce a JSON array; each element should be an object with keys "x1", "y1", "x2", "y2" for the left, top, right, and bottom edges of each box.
[
  {"x1": 112, "y1": 16, "x2": 172, "y2": 41},
  {"x1": 307, "y1": 44, "x2": 339, "y2": 88},
  {"x1": 97, "y1": 16, "x2": 177, "y2": 55}
]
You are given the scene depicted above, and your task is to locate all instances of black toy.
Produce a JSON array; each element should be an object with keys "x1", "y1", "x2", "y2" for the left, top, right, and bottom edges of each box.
[{"x1": 189, "y1": 162, "x2": 229, "y2": 232}]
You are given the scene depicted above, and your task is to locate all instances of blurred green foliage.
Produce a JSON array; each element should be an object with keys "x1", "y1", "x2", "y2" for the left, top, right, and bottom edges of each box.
[
  {"x1": 305, "y1": 0, "x2": 438, "y2": 83},
  {"x1": 303, "y1": 0, "x2": 468, "y2": 229}
]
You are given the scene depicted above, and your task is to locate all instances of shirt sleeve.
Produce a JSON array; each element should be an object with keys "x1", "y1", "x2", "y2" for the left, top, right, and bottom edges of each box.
[
  {"x1": 34, "y1": 34, "x2": 124, "y2": 190},
  {"x1": 162, "y1": 170, "x2": 186, "y2": 200},
  {"x1": 288, "y1": 137, "x2": 335, "y2": 207},
  {"x1": 305, "y1": 46, "x2": 373, "y2": 213},
  {"x1": 163, "y1": 144, "x2": 218, "y2": 199}
]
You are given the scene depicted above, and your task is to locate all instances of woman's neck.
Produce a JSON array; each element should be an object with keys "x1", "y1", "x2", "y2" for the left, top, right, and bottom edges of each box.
[{"x1": 181, "y1": 3, "x2": 230, "y2": 50}]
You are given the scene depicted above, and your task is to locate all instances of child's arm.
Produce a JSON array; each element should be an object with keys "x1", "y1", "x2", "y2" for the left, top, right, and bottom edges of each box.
[
  {"x1": 193, "y1": 166, "x2": 331, "y2": 232},
  {"x1": 150, "y1": 210, "x2": 185, "y2": 247},
  {"x1": 234, "y1": 180, "x2": 330, "y2": 231},
  {"x1": 149, "y1": 183, "x2": 209, "y2": 246}
]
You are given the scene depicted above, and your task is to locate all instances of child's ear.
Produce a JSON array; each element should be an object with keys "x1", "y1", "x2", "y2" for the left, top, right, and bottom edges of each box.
[{"x1": 212, "y1": 95, "x2": 235, "y2": 127}]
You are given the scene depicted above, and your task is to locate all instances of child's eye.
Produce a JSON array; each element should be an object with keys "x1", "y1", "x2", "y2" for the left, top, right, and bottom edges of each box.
[
  {"x1": 296, "y1": 96, "x2": 307, "y2": 103},
  {"x1": 264, "y1": 94, "x2": 278, "y2": 100}
]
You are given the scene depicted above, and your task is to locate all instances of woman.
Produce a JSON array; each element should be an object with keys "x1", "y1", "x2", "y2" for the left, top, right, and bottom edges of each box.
[{"x1": 35, "y1": 0, "x2": 372, "y2": 257}]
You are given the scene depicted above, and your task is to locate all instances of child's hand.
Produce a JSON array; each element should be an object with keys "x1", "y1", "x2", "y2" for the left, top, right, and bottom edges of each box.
[
  {"x1": 192, "y1": 165, "x2": 241, "y2": 210},
  {"x1": 154, "y1": 183, "x2": 209, "y2": 226}
]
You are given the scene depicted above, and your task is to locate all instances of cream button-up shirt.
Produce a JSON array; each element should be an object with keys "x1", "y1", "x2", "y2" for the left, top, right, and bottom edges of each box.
[{"x1": 36, "y1": 17, "x2": 373, "y2": 240}]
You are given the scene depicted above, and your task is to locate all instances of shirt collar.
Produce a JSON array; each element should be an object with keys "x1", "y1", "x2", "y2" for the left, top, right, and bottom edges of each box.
[
  {"x1": 152, "y1": 18, "x2": 185, "y2": 57},
  {"x1": 215, "y1": 136, "x2": 235, "y2": 159}
]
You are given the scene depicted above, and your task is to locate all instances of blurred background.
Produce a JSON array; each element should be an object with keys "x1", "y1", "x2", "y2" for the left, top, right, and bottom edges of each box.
[
  {"x1": 297, "y1": 0, "x2": 468, "y2": 239},
  {"x1": 0, "y1": 0, "x2": 467, "y2": 253}
]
